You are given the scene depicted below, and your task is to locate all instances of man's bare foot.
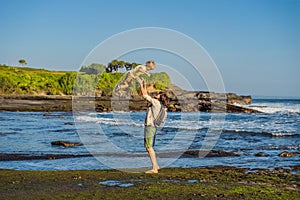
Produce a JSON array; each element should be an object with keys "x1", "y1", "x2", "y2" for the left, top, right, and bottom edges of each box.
[{"x1": 145, "y1": 169, "x2": 158, "y2": 174}]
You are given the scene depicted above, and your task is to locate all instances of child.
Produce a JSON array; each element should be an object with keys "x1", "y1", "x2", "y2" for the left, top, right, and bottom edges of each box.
[{"x1": 115, "y1": 61, "x2": 156, "y2": 96}]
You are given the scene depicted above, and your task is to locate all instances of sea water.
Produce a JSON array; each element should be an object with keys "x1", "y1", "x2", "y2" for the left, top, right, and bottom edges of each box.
[{"x1": 0, "y1": 99, "x2": 299, "y2": 171}]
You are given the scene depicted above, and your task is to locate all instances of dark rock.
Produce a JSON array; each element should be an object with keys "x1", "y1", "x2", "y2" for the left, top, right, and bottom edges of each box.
[
  {"x1": 226, "y1": 103, "x2": 261, "y2": 113},
  {"x1": 291, "y1": 165, "x2": 300, "y2": 174},
  {"x1": 64, "y1": 122, "x2": 74, "y2": 125},
  {"x1": 215, "y1": 194, "x2": 226, "y2": 198},
  {"x1": 278, "y1": 151, "x2": 300, "y2": 157},
  {"x1": 246, "y1": 168, "x2": 271, "y2": 175},
  {"x1": 272, "y1": 167, "x2": 292, "y2": 174},
  {"x1": 227, "y1": 93, "x2": 252, "y2": 105},
  {"x1": 254, "y1": 152, "x2": 265, "y2": 157},
  {"x1": 207, "y1": 150, "x2": 241, "y2": 157},
  {"x1": 0, "y1": 153, "x2": 91, "y2": 161},
  {"x1": 51, "y1": 141, "x2": 83, "y2": 147}
]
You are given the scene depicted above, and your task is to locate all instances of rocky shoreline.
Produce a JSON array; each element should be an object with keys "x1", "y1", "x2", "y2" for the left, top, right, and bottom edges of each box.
[
  {"x1": 0, "y1": 89, "x2": 261, "y2": 113},
  {"x1": 1, "y1": 149, "x2": 299, "y2": 164},
  {"x1": 0, "y1": 150, "x2": 241, "y2": 161}
]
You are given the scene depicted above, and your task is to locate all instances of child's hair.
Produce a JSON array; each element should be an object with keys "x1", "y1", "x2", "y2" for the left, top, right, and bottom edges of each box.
[{"x1": 146, "y1": 60, "x2": 155, "y2": 65}]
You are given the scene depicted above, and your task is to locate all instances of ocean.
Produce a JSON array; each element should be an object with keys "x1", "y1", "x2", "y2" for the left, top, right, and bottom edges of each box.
[{"x1": 0, "y1": 98, "x2": 299, "y2": 172}]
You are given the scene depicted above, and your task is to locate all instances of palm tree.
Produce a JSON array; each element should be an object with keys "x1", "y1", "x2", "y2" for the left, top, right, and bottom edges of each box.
[
  {"x1": 118, "y1": 60, "x2": 125, "y2": 72},
  {"x1": 125, "y1": 62, "x2": 132, "y2": 71},
  {"x1": 105, "y1": 60, "x2": 142, "y2": 73},
  {"x1": 106, "y1": 62, "x2": 113, "y2": 72},
  {"x1": 111, "y1": 59, "x2": 119, "y2": 72}
]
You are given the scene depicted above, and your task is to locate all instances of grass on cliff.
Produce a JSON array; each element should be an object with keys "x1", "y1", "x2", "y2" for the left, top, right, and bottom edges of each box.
[
  {"x1": 0, "y1": 65, "x2": 170, "y2": 95},
  {"x1": 0, "y1": 167, "x2": 299, "y2": 199}
]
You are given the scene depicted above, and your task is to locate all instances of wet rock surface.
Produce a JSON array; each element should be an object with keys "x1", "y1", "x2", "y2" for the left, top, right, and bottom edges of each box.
[{"x1": 181, "y1": 150, "x2": 241, "y2": 158}]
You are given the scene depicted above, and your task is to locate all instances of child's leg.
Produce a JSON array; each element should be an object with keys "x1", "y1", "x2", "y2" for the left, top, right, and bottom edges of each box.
[
  {"x1": 119, "y1": 73, "x2": 133, "y2": 89},
  {"x1": 135, "y1": 76, "x2": 145, "y2": 85}
]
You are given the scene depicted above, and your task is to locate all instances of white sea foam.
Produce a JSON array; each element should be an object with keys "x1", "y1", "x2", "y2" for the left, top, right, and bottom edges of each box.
[
  {"x1": 75, "y1": 114, "x2": 298, "y2": 137},
  {"x1": 233, "y1": 102, "x2": 300, "y2": 114},
  {"x1": 76, "y1": 115, "x2": 144, "y2": 127}
]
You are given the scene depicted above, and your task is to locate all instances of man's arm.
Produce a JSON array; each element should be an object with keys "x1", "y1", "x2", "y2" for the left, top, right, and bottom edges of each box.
[
  {"x1": 139, "y1": 79, "x2": 159, "y2": 105},
  {"x1": 139, "y1": 78, "x2": 147, "y2": 96}
]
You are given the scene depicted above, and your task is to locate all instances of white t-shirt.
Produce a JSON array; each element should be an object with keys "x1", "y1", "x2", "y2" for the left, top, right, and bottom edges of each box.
[
  {"x1": 143, "y1": 94, "x2": 161, "y2": 126},
  {"x1": 129, "y1": 65, "x2": 150, "y2": 78}
]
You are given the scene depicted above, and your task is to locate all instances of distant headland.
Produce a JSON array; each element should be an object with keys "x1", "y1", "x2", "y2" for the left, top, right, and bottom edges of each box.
[{"x1": 0, "y1": 62, "x2": 260, "y2": 113}]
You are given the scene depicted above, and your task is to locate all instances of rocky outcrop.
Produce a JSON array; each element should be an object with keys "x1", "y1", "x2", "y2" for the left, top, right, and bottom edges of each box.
[
  {"x1": 254, "y1": 152, "x2": 265, "y2": 157},
  {"x1": 278, "y1": 151, "x2": 300, "y2": 157},
  {"x1": 0, "y1": 86, "x2": 261, "y2": 113},
  {"x1": 51, "y1": 141, "x2": 83, "y2": 147},
  {"x1": 0, "y1": 95, "x2": 72, "y2": 112},
  {"x1": 91, "y1": 86, "x2": 259, "y2": 113},
  {"x1": 158, "y1": 85, "x2": 258, "y2": 113}
]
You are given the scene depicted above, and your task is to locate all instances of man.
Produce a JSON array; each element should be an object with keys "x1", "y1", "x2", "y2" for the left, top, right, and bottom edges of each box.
[{"x1": 139, "y1": 79, "x2": 163, "y2": 174}]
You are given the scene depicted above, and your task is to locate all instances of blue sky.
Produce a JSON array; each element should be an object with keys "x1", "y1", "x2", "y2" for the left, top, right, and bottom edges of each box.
[{"x1": 0, "y1": 0, "x2": 299, "y2": 97}]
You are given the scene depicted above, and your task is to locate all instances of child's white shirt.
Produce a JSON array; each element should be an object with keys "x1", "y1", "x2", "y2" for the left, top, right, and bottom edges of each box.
[{"x1": 130, "y1": 65, "x2": 150, "y2": 77}]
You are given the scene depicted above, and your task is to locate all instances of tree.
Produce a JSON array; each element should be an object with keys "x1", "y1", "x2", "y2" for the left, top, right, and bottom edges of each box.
[
  {"x1": 105, "y1": 60, "x2": 141, "y2": 73},
  {"x1": 124, "y1": 62, "x2": 132, "y2": 71},
  {"x1": 19, "y1": 59, "x2": 27, "y2": 66},
  {"x1": 106, "y1": 62, "x2": 113, "y2": 73},
  {"x1": 118, "y1": 60, "x2": 125, "y2": 72},
  {"x1": 111, "y1": 59, "x2": 119, "y2": 73},
  {"x1": 80, "y1": 63, "x2": 106, "y2": 74}
]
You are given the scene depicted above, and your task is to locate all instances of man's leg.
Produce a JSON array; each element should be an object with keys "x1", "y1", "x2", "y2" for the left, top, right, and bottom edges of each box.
[
  {"x1": 144, "y1": 126, "x2": 159, "y2": 173},
  {"x1": 146, "y1": 147, "x2": 159, "y2": 173}
]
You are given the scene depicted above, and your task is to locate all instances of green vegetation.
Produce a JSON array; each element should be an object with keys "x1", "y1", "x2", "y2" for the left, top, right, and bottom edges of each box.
[
  {"x1": 58, "y1": 72, "x2": 77, "y2": 95},
  {"x1": 0, "y1": 167, "x2": 298, "y2": 199},
  {"x1": 0, "y1": 63, "x2": 171, "y2": 95},
  {"x1": 0, "y1": 65, "x2": 65, "y2": 95},
  {"x1": 147, "y1": 72, "x2": 171, "y2": 90},
  {"x1": 97, "y1": 72, "x2": 124, "y2": 96}
]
